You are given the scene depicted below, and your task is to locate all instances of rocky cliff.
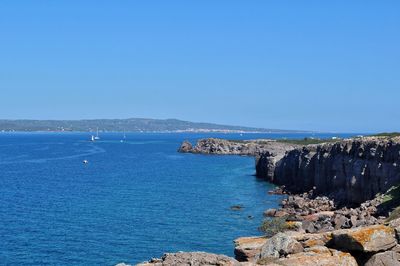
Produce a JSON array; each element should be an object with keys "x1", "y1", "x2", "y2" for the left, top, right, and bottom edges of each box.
[
  {"x1": 178, "y1": 138, "x2": 298, "y2": 158},
  {"x1": 257, "y1": 137, "x2": 400, "y2": 205}
]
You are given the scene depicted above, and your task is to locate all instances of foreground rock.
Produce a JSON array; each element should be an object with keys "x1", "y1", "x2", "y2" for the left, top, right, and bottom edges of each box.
[
  {"x1": 330, "y1": 225, "x2": 397, "y2": 252},
  {"x1": 259, "y1": 232, "x2": 304, "y2": 259},
  {"x1": 264, "y1": 246, "x2": 358, "y2": 266},
  {"x1": 234, "y1": 236, "x2": 266, "y2": 262},
  {"x1": 136, "y1": 252, "x2": 241, "y2": 266},
  {"x1": 364, "y1": 250, "x2": 400, "y2": 266}
]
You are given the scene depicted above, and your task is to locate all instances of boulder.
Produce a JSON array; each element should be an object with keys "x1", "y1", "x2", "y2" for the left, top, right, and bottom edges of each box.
[
  {"x1": 333, "y1": 214, "x2": 350, "y2": 229},
  {"x1": 389, "y1": 217, "x2": 400, "y2": 241},
  {"x1": 136, "y1": 252, "x2": 241, "y2": 266},
  {"x1": 271, "y1": 246, "x2": 357, "y2": 266},
  {"x1": 233, "y1": 236, "x2": 266, "y2": 262},
  {"x1": 263, "y1": 209, "x2": 277, "y2": 217},
  {"x1": 274, "y1": 210, "x2": 288, "y2": 218},
  {"x1": 302, "y1": 220, "x2": 316, "y2": 233},
  {"x1": 259, "y1": 232, "x2": 304, "y2": 259},
  {"x1": 331, "y1": 225, "x2": 397, "y2": 252},
  {"x1": 294, "y1": 231, "x2": 333, "y2": 248},
  {"x1": 364, "y1": 251, "x2": 400, "y2": 266}
]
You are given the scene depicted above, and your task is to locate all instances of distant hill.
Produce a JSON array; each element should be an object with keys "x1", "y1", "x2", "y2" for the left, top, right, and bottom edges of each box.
[{"x1": 0, "y1": 118, "x2": 306, "y2": 133}]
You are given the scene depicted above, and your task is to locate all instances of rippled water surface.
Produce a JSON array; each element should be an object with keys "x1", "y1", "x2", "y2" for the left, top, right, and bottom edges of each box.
[{"x1": 0, "y1": 132, "x2": 354, "y2": 265}]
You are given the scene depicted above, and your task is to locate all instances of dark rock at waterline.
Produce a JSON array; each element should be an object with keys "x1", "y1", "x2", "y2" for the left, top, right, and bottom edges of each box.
[{"x1": 230, "y1": 205, "x2": 244, "y2": 211}]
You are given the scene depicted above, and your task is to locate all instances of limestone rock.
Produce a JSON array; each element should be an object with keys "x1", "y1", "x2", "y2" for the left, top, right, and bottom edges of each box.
[
  {"x1": 233, "y1": 236, "x2": 266, "y2": 262},
  {"x1": 331, "y1": 225, "x2": 397, "y2": 252},
  {"x1": 389, "y1": 217, "x2": 400, "y2": 241},
  {"x1": 263, "y1": 208, "x2": 276, "y2": 217},
  {"x1": 364, "y1": 251, "x2": 400, "y2": 266},
  {"x1": 259, "y1": 232, "x2": 304, "y2": 259},
  {"x1": 294, "y1": 231, "x2": 333, "y2": 248},
  {"x1": 273, "y1": 246, "x2": 358, "y2": 266}
]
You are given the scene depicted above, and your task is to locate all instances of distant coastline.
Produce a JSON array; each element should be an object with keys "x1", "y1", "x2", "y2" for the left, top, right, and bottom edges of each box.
[{"x1": 0, "y1": 118, "x2": 311, "y2": 133}]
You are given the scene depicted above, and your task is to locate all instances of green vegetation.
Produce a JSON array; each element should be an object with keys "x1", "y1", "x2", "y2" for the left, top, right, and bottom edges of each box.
[
  {"x1": 381, "y1": 186, "x2": 400, "y2": 204},
  {"x1": 370, "y1": 132, "x2": 400, "y2": 137},
  {"x1": 276, "y1": 137, "x2": 341, "y2": 145},
  {"x1": 378, "y1": 186, "x2": 400, "y2": 222},
  {"x1": 387, "y1": 207, "x2": 400, "y2": 222},
  {"x1": 227, "y1": 137, "x2": 340, "y2": 146},
  {"x1": 258, "y1": 216, "x2": 294, "y2": 237},
  {"x1": 372, "y1": 185, "x2": 400, "y2": 222}
]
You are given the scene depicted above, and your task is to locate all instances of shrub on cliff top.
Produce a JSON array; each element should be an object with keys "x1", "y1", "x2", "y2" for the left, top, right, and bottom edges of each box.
[{"x1": 259, "y1": 216, "x2": 293, "y2": 237}]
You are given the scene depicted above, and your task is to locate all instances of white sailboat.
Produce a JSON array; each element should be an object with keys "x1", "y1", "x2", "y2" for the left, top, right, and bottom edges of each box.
[{"x1": 94, "y1": 127, "x2": 100, "y2": 140}]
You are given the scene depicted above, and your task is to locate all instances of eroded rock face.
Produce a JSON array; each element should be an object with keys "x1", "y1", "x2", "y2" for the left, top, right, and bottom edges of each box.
[
  {"x1": 270, "y1": 137, "x2": 400, "y2": 205},
  {"x1": 136, "y1": 252, "x2": 241, "y2": 266},
  {"x1": 331, "y1": 225, "x2": 397, "y2": 252}
]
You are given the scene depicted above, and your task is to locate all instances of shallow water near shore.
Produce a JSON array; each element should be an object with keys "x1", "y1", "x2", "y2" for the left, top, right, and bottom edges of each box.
[{"x1": 0, "y1": 132, "x2": 356, "y2": 265}]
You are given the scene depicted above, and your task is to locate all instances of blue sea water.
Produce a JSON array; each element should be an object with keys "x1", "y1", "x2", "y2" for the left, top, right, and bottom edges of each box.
[{"x1": 0, "y1": 132, "x2": 356, "y2": 265}]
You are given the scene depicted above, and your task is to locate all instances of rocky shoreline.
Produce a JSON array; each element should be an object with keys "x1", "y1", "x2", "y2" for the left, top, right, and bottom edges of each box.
[{"x1": 123, "y1": 136, "x2": 400, "y2": 265}]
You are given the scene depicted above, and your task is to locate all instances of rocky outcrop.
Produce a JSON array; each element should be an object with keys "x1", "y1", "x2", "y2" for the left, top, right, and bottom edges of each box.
[
  {"x1": 178, "y1": 138, "x2": 298, "y2": 158},
  {"x1": 260, "y1": 137, "x2": 400, "y2": 205},
  {"x1": 136, "y1": 252, "x2": 241, "y2": 266}
]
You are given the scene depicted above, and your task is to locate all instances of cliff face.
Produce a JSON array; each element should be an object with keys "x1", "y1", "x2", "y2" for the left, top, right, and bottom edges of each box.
[
  {"x1": 258, "y1": 137, "x2": 400, "y2": 205},
  {"x1": 179, "y1": 136, "x2": 400, "y2": 205}
]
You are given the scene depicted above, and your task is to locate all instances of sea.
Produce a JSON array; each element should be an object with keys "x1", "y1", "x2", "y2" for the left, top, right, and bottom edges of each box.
[{"x1": 0, "y1": 132, "x2": 356, "y2": 265}]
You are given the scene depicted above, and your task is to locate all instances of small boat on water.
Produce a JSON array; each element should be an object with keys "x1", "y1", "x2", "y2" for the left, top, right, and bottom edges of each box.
[
  {"x1": 94, "y1": 128, "x2": 100, "y2": 140},
  {"x1": 83, "y1": 159, "x2": 89, "y2": 164},
  {"x1": 90, "y1": 128, "x2": 100, "y2": 141}
]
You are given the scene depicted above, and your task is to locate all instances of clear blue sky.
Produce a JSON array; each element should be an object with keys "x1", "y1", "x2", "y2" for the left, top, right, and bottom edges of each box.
[{"x1": 0, "y1": 1, "x2": 399, "y2": 132}]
